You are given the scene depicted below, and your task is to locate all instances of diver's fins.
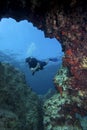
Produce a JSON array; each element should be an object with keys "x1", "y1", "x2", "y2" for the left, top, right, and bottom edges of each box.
[{"x1": 49, "y1": 57, "x2": 58, "y2": 62}]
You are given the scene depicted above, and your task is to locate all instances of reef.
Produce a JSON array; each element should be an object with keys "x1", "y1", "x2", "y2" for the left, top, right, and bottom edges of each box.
[
  {"x1": 44, "y1": 66, "x2": 87, "y2": 130},
  {"x1": 0, "y1": 0, "x2": 87, "y2": 129},
  {"x1": 44, "y1": 64, "x2": 87, "y2": 130},
  {"x1": 43, "y1": 93, "x2": 83, "y2": 130},
  {"x1": 0, "y1": 62, "x2": 40, "y2": 130}
]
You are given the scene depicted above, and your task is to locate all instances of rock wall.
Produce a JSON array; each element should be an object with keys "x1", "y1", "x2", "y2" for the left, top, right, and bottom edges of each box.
[
  {"x1": 0, "y1": 62, "x2": 40, "y2": 130},
  {"x1": 43, "y1": 2, "x2": 87, "y2": 93}
]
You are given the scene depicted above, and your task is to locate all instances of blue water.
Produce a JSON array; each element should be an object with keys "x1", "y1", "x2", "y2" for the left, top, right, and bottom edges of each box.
[
  {"x1": 24, "y1": 61, "x2": 62, "y2": 94},
  {"x1": 0, "y1": 50, "x2": 62, "y2": 94},
  {"x1": 0, "y1": 18, "x2": 63, "y2": 94}
]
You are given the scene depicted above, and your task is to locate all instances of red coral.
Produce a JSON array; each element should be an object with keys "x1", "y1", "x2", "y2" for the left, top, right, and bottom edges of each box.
[
  {"x1": 66, "y1": 49, "x2": 73, "y2": 56},
  {"x1": 54, "y1": 80, "x2": 63, "y2": 96},
  {"x1": 56, "y1": 86, "x2": 63, "y2": 96}
]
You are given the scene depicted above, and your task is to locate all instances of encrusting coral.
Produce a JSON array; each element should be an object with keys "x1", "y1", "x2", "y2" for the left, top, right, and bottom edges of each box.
[
  {"x1": 43, "y1": 63, "x2": 87, "y2": 130},
  {"x1": 53, "y1": 65, "x2": 69, "y2": 96},
  {"x1": 43, "y1": 93, "x2": 83, "y2": 130},
  {"x1": 81, "y1": 56, "x2": 87, "y2": 69}
]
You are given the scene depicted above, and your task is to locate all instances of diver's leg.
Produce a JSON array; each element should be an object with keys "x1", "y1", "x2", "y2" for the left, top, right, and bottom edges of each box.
[{"x1": 39, "y1": 61, "x2": 47, "y2": 69}]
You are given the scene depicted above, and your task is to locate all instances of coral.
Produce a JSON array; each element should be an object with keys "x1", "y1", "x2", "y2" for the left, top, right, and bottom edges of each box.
[
  {"x1": 53, "y1": 66, "x2": 69, "y2": 95},
  {"x1": 81, "y1": 56, "x2": 87, "y2": 69},
  {"x1": 48, "y1": 63, "x2": 87, "y2": 130},
  {"x1": 53, "y1": 64, "x2": 87, "y2": 115},
  {"x1": 43, "y1": 93, "x2": 83, "y2": 130}
]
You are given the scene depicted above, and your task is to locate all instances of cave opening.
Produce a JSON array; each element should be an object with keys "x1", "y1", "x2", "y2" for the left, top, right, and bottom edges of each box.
[{"x1": 0, "y1": 17, "x2": 63, "y2": 95}]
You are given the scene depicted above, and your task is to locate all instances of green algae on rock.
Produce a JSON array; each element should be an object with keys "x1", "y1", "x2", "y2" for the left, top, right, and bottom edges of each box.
[
  {"x1": 0, "y1": 109, "x2": 19, "y2": 130},
  {"x1": 0, "y1": 62, "x2": 40, "y2": 130}
]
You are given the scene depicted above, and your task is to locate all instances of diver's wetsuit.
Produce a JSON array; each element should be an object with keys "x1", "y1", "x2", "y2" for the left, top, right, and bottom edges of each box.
[
  {"x1": 26, "y1": 57, "x2": 47, "y2": 75},
  {"x1": 27, "y1": 58, "x2": 38, "y2": 68}
]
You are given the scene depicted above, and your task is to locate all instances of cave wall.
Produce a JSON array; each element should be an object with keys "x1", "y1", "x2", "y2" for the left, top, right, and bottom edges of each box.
[
  {"x1": 41, "y1": 1, "x2": 87, "y2": 92},
  {"x1": 0, "y1": 0, "x2": 87, "y2": 106}
]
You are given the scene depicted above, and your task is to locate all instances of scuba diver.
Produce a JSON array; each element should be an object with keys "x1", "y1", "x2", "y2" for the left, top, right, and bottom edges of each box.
[
  {"x1": 25, "y1": 57, "x2": 59, "y2": 75},
  {"x1": 25, "y1": 57, "x2": 48, "y2": 75}
]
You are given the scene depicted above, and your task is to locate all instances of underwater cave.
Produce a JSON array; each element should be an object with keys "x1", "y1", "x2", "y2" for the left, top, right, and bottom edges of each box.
[{"x1": 0, "y1": 0, "x2": 87, "y2": 130}]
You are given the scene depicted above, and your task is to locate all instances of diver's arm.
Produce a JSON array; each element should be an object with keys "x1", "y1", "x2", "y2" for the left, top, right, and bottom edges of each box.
[
  {"x1": 32, "y1": 62, "x2": 40, "y2": 70},
  {"x1": 30, "y1": 63, "x2": 40, "y2": 75}
]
